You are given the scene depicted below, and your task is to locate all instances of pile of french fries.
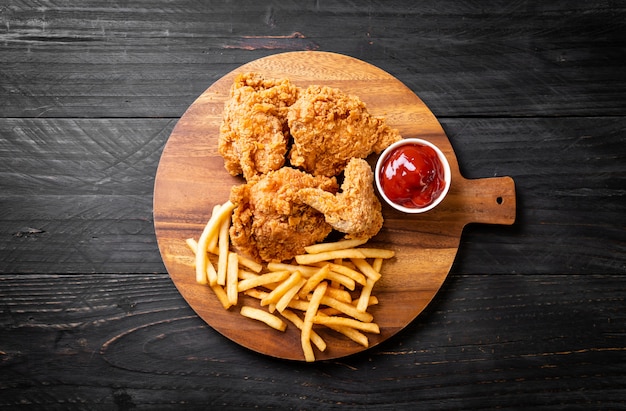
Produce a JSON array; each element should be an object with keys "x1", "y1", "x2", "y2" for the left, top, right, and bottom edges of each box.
[{"x1": 186, "y1": 200, "x2": 394, "y2": 362}]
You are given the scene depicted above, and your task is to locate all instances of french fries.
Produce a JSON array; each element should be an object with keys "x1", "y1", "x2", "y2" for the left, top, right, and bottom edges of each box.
[
  {"x1": 260, "y1": 271, "x2": 304, "y2": 307},
  {"x1": 240, "y1": 306, "x2": 286, "y2": 332},
  {"x1": 216, "y1": 216, "x2": 231, "y2": 286},
  {"x1": 186, "y1": 200, "x2": 395, "y2": 362},
  {"x1": 281, "y1": 309, "x2": 326, "y2": 352},
  {"x1": 294, "y1": 249, "x2": 367, "y2": 265},
  {"x1": 302, "y1": 282, "x2": 327, "y2": 362},
  {"x1": 237, "y1": 270, "x2": 290, "y2": 292},
  {"x1": 194, "y1": 202, "x2": 235, "y2": 285},
  {"x1": 226, "y1": 252, "x2": 239, "y2": 306},
  {"x1": 303, "y1": 238, "x2": 368, "y2": 254}
]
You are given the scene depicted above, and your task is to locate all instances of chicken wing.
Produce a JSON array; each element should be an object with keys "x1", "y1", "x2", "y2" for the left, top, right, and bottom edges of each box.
[{"x1": 298, "y1": 158, "x2": 383, "y2": 240}]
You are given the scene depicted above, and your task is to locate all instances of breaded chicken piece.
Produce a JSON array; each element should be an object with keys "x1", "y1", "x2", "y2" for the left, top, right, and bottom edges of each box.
[
  {"x1": 287, "y1": 85, "x2": 402, "y2": 177},
  {"x1": 229, "y1": 167, "x2": 338, "y2": 262},
  {"x1": 218, "y1": 73, "x2": 300, "y2": 180},
  {"x1": 298, "y1": 158, "x2": 383, "y2": 240}
]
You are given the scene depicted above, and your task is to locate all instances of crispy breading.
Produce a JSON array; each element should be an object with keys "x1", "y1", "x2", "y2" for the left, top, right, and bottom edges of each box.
[
  {"x1": 218, "y1": 73, "x2": 300, "y2": 180},
  {"x1": 229, "y1": 167, "x2": 339, "y2": 262},
  {"x1": 287, "y1": 85, "x2": 401, "y2": 177},
  {"x1": 298, "y1": 158, "x2": 383, "y2": 240}
]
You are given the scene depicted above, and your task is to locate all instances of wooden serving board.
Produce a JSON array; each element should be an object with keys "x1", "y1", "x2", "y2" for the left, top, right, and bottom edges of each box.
[{"x1": 153, "y1": 51, "x2": 516, "y2": 361}]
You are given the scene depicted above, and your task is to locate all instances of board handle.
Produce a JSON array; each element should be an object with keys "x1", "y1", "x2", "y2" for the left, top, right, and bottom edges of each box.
[{"x1": 460, "y1": 176, "x2": 516, "y2": 226}]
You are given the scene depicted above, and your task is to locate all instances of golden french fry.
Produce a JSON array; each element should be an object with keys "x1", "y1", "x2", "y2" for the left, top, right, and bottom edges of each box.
[
  {"x1": 186, "y1": 238, "x2": 198, "y2": 254},
  {"x1": 355, "y1": 248, "x2": 395, "y2": 259},
  {"x1": 207, "y1": 258, "x2": 218, "y2": 286},
  {"x1": 326, "y1": 324, "x2": 369, "y2": 347},
  {"x1": 187, "y1": 237, "x2": 218, "y2": 285},
  {"x1": 240, "y1": 306, "x2": 286, "y2": 332},
  {"x1": 267, "y1": 303, "x2": 277, "y2": 314},
  {"x1": 205, "y1": 204, "x2": 223, "y2": 253},
  {"x1": 211, "y1": 284, "x2": 232, "y2": 310},
  {"x1": 372, "y1": 257, "x2": 383, "y2": 273},
  {"x1": 194, "y1": 206, "x2": 219, "y2": 284},
  {"x1": 238, "y1": 269, "x2": 258, "y2": 281},
  {"x1": 312, "y1": 262, "x2": 367, "y2": 286},
  {"x1": 261, "y1": 271, "x2": 303, "y2": 307},
  {"x1": 237, "y1": 270, "x2": 290, "y2": 292},
  {"x1": 356, "y1": 278, "x2": 376, "y2": 313},
  {"x1": 301, "y1": 282, "x2": 328, "y2": 362},
  {"x1": 304, "y1": 238, "x2": 368, "y2": 254},
  {"x1": 286, "y1": 299, "x2": 310, "y2": 312},
  {"x1": 267, "y1": 262, "x2": 319, "y2": 277},
  {"x1": 243, "y1": 288, "x2": 269, "y2": 300},
  {"x1": 216, "y1": 215, "x2": 231, "y2": 286},
  {"x1": 295, "y1": 249, "x2": 367, "y2": 265},
  {"x1": 275, "y1": 278, "x2": 307, "y2": 313},
  {"x1": 318, "y1": 307, "x2": 341, "y2": 316},
  {"x1": 318, "y1": 296, "x2": 373, "y2": 323},
  {"x1": 237, "y1": 254, "x2": 263, "y2": 273},
  {"x1": 324, "y1": 286, "x2": 352, "y2": 303},
  {"x1": 280, "y1": 310, "x2": 326, "y2": 352},
  {"x1": 226, "y1": 252, "x2": 239, "y2": 306},
  {"x1": 312, "y1": 315, "x2": 380, "y2": 334},
  {"x1": 298, "y1": 264, "x2": 356, "y2": 295},
  {"x1": 350, "y1": 258, "x2": 382, "y2": 282},
  {"x1": 323, "y1": 297, "x2": 379, "y2": 315},
  {"x1": 324, "y1": 271, "x2": 356, "y2": 291},
  {"x1": 298, "y1": 264, "x2": 331, "y2": 299},
  {"x1": 195, "y1": 202, "x2": 235, "y2": 285},
  {"x1": 316, "y1": 312, "x2": 369, "y2": 347},
  {"x1": 321, "y1": 297, "x2": 378, "y2": 317}
]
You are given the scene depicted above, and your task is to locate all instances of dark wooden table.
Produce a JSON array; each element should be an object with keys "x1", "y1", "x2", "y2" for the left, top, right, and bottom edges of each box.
[{"x1": 1, "y1": 1, "x2": 624, "y2": 409}]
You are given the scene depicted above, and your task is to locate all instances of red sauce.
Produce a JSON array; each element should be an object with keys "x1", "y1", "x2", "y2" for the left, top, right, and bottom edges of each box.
[{"x1": 379, "y1": 143, "x2": 446, "y2": 209}]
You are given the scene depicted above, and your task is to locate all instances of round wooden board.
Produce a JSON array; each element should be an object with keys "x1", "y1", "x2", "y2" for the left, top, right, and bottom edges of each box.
[{"x1": 153, "y1": 51, "x2": 516, "y2": 361}]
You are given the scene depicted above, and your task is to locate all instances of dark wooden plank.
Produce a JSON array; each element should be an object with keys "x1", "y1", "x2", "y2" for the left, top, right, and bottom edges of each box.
[
  {"x1": 1, "y1": 116, "x2": 623, "y2": 275},
  {"x1": 0, "y1": 118, "x2": 173, "y2": 274},
  {"x1": 0, "y1": 1, "x2": 623, "y2": 408},
  {"x1": 0, "y1": 118, "x2": 174, "y2": 195},
  {"x1": 0, "y1": 273, "x2": 623, "y2": 409},
  {"x1": 1, "y1": 1, "x2": 624, "y2": 118},
  {"x1": 443, "y1": 116, "x2": 626, "y2": 275},
  {"x1": 1, "y1": 195, "x2": 166, "y2": 274}
]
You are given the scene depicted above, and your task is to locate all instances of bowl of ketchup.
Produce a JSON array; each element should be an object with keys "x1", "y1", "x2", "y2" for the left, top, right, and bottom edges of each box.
[{"x1": 375, "y1": 138, "x2": 451, "y2": 213}]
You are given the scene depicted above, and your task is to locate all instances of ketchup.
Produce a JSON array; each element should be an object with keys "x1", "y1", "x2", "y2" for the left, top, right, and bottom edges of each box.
[{"x1": 379, "y1": 143, "x2": 446, "y2": 209}]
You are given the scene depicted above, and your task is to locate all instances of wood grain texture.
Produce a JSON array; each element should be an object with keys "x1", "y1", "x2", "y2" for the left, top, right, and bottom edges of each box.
[
  {"x1": 0, "y1": 118, "x2": 173, "y2": 274},
  {"x1": 0, "y1": 273, "x2": 623, "y2": 409},
  {"x1": 1, "y1": 117, "x2": 623, "y2": 275},
  {"x1": 1, "y1": 1, "x2": 624, "y2": 118},
  {"x1": 0, "y1": 0, "x2": 624, "y2": 407},
  {"x1": 154, "y1": 51, "x2": 516, "y2": 361}
]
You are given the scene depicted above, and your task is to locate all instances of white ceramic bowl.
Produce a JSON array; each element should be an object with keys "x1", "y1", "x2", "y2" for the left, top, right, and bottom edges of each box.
[{"x1": 375, "y1": 138, "x2": 451, "y2": 214}]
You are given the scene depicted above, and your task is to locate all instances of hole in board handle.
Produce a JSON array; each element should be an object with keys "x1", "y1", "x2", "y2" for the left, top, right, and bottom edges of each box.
[{"x1": 496, "y1": 196, "x2": 503, "y2": 205}]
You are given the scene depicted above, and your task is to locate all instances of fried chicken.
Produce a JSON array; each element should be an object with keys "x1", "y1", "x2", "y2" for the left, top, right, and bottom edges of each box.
[
  {"x1": 218, "y1": 73, "x2": 300, "y2": 180},
  {"x1": 298, "y1": 158, "x2": 383, "y2": 240},
  {"x1": 218, "y1": 75, "x2": 394, "y2": 258},
  {"x1": 287, "y1": 85, "x2": 402, "y2": 177},
  {"x1": 229, "y1": 167, "x2": 338, "y2": 262}
]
